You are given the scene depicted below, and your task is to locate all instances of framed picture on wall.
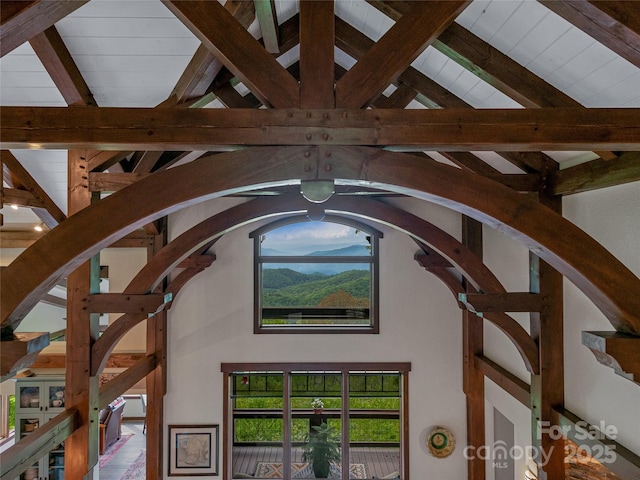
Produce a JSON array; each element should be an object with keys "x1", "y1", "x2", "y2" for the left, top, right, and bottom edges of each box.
[{"x1": 168, "y1": 424, "x2": 219, "y2": 476}]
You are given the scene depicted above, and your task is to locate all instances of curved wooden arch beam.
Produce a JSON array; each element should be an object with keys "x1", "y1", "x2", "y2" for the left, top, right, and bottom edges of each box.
[
  {"x1": 2, "y1": 146, "x2": 639, "y2": 335},
  {"x1": 91, "y1": 267, "x2": 206, "y2": 376},
  {"x1": 123, "y1": 195, "x2": 306, "y2": 295},
  {"x1": 412, "y1": 244, "x2": 538, "y2": 374},
  {"x1": 91, "y1": 312, "x2": 147, "y2": 376},
  {"x1": 333, "y1": 196, "x2": 505, "y2": 294},
  {"x1": 91, "y1": 194, "x2": 537, "y2": 374}
]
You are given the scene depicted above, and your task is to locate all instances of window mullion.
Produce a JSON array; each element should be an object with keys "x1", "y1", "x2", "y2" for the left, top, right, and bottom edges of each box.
[
  {"x1": 341, "y1": 371, "x2": 350, "y2": 480},
  {"x1": 283, "y1": 371, "x2": 291, "y2": 480}
]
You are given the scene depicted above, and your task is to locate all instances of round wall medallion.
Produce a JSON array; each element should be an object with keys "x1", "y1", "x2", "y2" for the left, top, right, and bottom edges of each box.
[{"x1": 427, "y1": 427, "x2": 455, "y2": 458}]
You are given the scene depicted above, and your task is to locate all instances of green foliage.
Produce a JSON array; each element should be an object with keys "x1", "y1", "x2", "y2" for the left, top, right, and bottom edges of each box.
[
  {"x1": 235, "y1": 418, "x2": 283, "y2": 442},
  {"x1": 8, "y1": 395, "x2": 15, "y2": 431},
  {"x1": 233, "y1": 397, "x2": 400, "y2": 444},
  {"x1": 301, "y1": 422, "x2": 341, "y2": 474},
  {"x1": 263, "y1": 269, "x2": 370, "y2": 307},
  {"x1": 349, "y1": 419, "x2": 400, "y2": 443},
  {"x1": 262, "y1": 269, "x2": 326, "y2": 289}
]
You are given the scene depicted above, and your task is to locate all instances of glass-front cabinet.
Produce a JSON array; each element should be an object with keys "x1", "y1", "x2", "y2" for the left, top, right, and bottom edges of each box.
[
  {"x1": 17, "y1": 378, "x2": 66, "y2": 414},
  {"x1": 15, "y1": 414, "x2": 65, "y2": 480},
  {"x1": 15, "y1": 378, "x2": 65, "y2": 480}
]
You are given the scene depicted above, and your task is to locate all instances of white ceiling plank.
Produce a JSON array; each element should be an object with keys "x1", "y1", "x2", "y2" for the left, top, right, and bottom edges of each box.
[
  {"x1": 507, "y1": 11, "x2": 572, "y2": 66},
  {"x1": 457, "y1": 0, "x2": 521, "y2": 41},
  {"x1": 64, "y1": 36, "x2": 199, "y2": 56},
  {"x1": 488, "y1": 1, "x2": 549, "y2": 54}
]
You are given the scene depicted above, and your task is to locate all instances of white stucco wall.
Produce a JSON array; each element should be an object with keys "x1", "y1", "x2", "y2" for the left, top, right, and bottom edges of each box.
[
  {"x1": 480, "y1": 180, "x2": 640, "y2": 477},
  {"x1": 562, "y1": 181, "x2": 640, "y2": 456},
  {"x1": 2, "y1": 178, "x2": 638, "y2": 477},
  {"x1": 100, "y1": 248, "x2": 148, "y2": 352},
  {"x1": 164, "y1": 197, "x2": 469, "y2": 479}
]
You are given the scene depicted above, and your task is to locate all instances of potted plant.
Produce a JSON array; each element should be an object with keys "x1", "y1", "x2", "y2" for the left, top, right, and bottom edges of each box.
[
  {"x1": 301, "y1": 422, "x2": 341, "y2": 478},
  {"x1": 311, "y1": 398, "x2": 324, "y2": 414}
]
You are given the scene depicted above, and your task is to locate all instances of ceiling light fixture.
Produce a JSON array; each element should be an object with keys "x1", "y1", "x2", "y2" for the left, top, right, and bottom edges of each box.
[
  {"x1": 34, "y1": 223, "x2": 44, "y2": 232},
  {"x1": 10, "y1": 204, "x2": 19, "y2": 210}
]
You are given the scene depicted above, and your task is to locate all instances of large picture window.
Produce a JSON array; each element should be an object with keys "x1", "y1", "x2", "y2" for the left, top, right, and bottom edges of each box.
[
  {"x1": 251, "y1": 216, "x2": 381, "y2": 333},
  {"x1": 222, "y1": 363, "x2": 409, "y2": 480}
]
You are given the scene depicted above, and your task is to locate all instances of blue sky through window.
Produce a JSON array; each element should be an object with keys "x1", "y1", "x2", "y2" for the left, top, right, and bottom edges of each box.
[{"x1": 261, "y1": 221, "x2": 370, "y2": 256}]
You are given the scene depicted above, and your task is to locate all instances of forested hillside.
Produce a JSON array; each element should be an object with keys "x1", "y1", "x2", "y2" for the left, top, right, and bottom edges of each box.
[{"x1": 263, "y1": 268, "x2": 370, "y2": 307}]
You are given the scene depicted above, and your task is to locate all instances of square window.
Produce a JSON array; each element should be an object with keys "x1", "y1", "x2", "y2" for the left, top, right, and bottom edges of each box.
[{"x1": 251, "y1": 217, "x2": 381, "y2": 333}]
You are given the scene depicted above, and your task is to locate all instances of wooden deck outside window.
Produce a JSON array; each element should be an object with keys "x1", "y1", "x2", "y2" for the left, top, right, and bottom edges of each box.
[{"x1": 221, "y1": 362, "x2": 410, "y2": 480}]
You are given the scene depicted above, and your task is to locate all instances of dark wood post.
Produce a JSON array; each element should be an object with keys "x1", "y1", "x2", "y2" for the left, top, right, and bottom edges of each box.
[
  {"x1": 462, "y1": 216, "x2": 485, "y2": 480},
  {"x1": 146, "y1": 221, "x2": 167, "y2": 479},
  {"x1": 530, "y1": 159, "x2": 565, "y2": 479},
  {"x1": 65, "y1": 149, "x2": 100, "y2": 479}
]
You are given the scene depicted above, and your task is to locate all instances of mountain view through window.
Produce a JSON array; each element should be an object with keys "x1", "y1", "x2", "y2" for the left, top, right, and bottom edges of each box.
[{"x1": 252, "y1": 218, "x2": 380, "y2": 332}]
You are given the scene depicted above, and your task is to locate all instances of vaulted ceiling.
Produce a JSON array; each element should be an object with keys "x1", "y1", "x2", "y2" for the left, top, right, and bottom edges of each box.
[
  {"x1": 1, "y1": 0, "x2": 639, "y2": 228},
  {"x1": 1, "y1": 0, "x2": 640, "y2": 335}
]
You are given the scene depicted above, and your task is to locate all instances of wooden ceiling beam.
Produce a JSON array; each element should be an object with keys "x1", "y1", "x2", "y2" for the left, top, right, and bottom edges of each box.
[
  {"x1": 299, "y1": 0, "x2": 335, "y2": 108},
  {"x1": 108, "y1": 231, "x2": 155, "y2": 249},
  {"x1": 1, "y1": 150, "x2": 66, "y2": 228},
  {"x1": 436, "y1": 151, "x2": 501, "y2": 176},
  {"x1": 29, "y1": 26, "x2": 96, "y2": 107},
  {"x1": 539, "y1": 0, "x2": 640, "y2": 69},
  {"x1": 89, "y1": 172, "x2": 152, "y2": 193},
  {"x1": 212, "y1": 82, "x2": 260, "y2": 108},
  {"x1": 177, "y1": 254, "x2": 216, "y2": 269},
  {"x1": 434, "y1": 22, "x2": 581, "y2": 108},
  {"x1": 2, "y1": 146, "x2": 640, "y2": 336},
  {"x1": 0, "y1": 0, "x2": 89, "y2": 57},
  {"x1": 41, "y1": 293, "x2": 65, "y2": 309},
  {"x1": 0, "y1": 231, "x2": 45, "y2": 248},
  {"x1": 369, "y1": 2, "x2": 571, "y2": 171},
  {"x1": 86, "y1": 293, "x2": 171, "y2": 314},
  {"x1": 3, "y1": 107, "x2": 640, "y2": 151},
  {"x1": 335, "y1": 17, "x2": 547, "y2": 172},
  {"x1": 164, "y1": 0, "x2": 299, "y2": 108},
  {"x1": 485, "y1": 174, "x2": 541, "y2": 192},
  {"x1": 254, "y1": 0, "x2": 279, "y2": 54},
  {"x1": 419, "y1": 250, "x2": 536, "y2": 399},
  {"x1": 86, "y1": 150, "x2": 133, "y2": 173},
  {"x1": 414, "y1": 252, "x2": 452, "y2": 269},
  {"x1": 1, "y1": 188, "x2": 45, "y2": 209},
  {"x1": 459, "y1": 292, "x2": 544, "y2": 314},
  {"x1": 91, "y1": 315, "x2": 148, "y2": 375},
  {"x1": 277, "y1": 12, "x2": 300, "y2": 53},
  {"x1": 582, "y1": 331, "x2": 640, "y2": 383},
  {"x1": 30, "y1": 352, "x2": 146, "y2": 370},
  {"x1": 0, "y1": 332, "x2": 50, "y2": 382},
  {"x1": 112, "y1": 192, "x2": 537, "y2": 374},
  {"x1": 155, "y1": 150, "x2": 208, "y2": 172},
  {"x1": 550, "y1": 152, "x2": 640, "y2": 196},
  {"x1": 336, "y1": 1, "x2": 471, "y2": 108},
  {"x1": 98, "y1": 354, "x2": 156, "y2": 409},
  {"x1": 475, "y1": 355, "x2": 531, "y2": 407},
  {"x1": 373, "y1": 84, "x2": 417, "y2": 109},
  {"x1": 372, "y1": 83, "x2": 539, "y2": 192},
  {"x1": 335, "y1": 17, "x2": 470, "y2": 109},
  {"x1": 433, "y1": 20, "x2": 618, "y2": 162},
  {"x1": 92, "y1": 262, "x2": 212, "y2": 375},
  {"x1": 168, "y1": 0, "x2": 256, "y2": 105},
  {"x1": 132, "y1": 151, "x2": 163, "y2": 174}
]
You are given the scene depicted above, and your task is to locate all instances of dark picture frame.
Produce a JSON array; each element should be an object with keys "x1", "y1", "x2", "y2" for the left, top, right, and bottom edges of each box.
[{"x1": 168, "y1": 424, "x2": 219, "y2": 476}]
